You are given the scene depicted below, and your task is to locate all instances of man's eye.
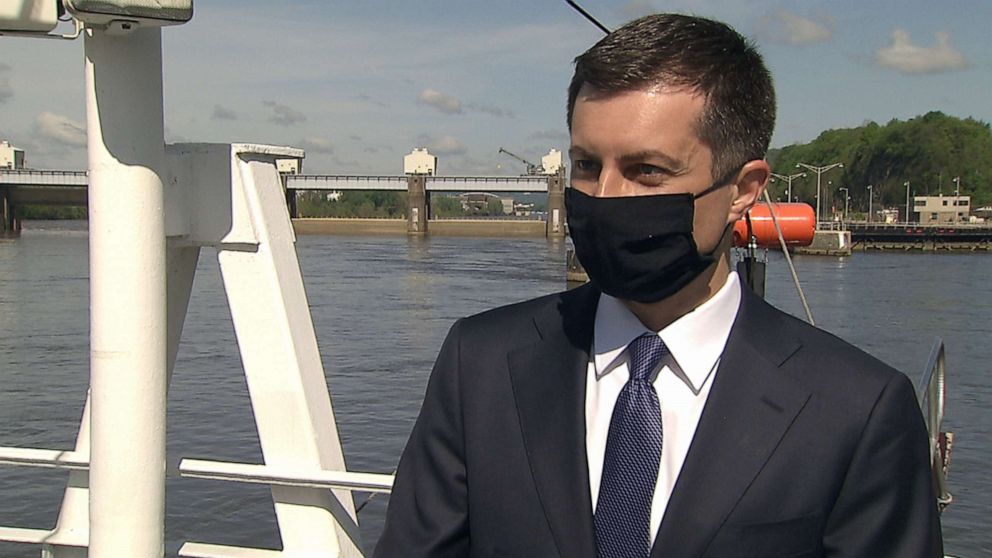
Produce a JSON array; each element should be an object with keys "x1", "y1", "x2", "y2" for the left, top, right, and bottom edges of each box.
[
  {"x1": 636, "y1": 164, "x2": 666, "y2": 176},
  {"x1": 572, "y1": 160, "x2": 601, "y2": 174}
]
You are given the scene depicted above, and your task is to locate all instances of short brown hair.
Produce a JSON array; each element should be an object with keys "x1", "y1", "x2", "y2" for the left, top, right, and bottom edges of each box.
[{"x1": 567, "y1": 13, "x2": 776, "y2": 181}]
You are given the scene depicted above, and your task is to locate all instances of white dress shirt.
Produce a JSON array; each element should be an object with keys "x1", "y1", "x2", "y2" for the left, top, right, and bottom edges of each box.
[{"x1": 585, "y1": 271, "x2": 742, "y2": 545}]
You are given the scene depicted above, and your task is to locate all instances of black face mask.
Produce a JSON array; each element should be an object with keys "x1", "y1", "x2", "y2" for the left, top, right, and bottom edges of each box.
[{"x1": 565, "y1": 181, "x2": 727, "y2": 303}]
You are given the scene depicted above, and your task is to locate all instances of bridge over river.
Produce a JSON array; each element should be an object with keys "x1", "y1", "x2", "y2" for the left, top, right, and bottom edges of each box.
[{"x1": 1, "y1": 169, "x2": 565, "y2": 237}]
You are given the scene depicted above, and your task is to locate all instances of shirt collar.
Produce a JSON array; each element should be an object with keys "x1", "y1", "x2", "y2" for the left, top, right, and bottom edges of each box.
[{"x1": 592, "y1": 272, "x2": 742, "y2": 392}]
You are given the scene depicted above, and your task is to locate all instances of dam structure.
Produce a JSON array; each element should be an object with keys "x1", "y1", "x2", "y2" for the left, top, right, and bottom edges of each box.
[{"x1": 1, "y1": 150, "x2": 567, "y2": 238}]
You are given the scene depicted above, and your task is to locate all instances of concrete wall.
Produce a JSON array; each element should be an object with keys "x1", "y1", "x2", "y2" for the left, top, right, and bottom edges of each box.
[
  {"x1": 428, "y1": 219, "x2": 545, "y2": 237},
  {"x1": 292, "y1": 218, "x2": 407, "y2": 235},
  {"x1": 794, "y1": 230, "x2": 852, "y2": 256},
  {"x1": 291, "y1": 217, "x2": 546, "y2": 237}
]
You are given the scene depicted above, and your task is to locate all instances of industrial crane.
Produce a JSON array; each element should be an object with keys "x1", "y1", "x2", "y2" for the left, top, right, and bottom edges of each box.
[{"x1": 498, "y1": 147, "x2": 542, "y2": 175}]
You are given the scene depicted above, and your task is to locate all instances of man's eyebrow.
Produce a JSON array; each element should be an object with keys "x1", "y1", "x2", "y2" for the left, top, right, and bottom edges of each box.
[
  {"x1": 568, "y1": 146, "x2": 595, "y2": 160},
  {"x1": 618, "y1": 150, "x2": 686, "y2": 171}
]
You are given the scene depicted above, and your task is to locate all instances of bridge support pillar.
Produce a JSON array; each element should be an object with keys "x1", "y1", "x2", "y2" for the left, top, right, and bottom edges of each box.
[
  {"x1": 1, "y1": 187, "x2": 12, "y2": 234},
  {"x1": 546, "y1": 170, "x2": 566, "y2": 238},
  {"x1": 407, "y1": 175, "x2": 428, "y2": 235},
  {"x1": 1, "y1": 195, "x2": 19, "y2": 234},
  {"x1": 285, "y1": 187, "x2": 298, "y2": 218}
]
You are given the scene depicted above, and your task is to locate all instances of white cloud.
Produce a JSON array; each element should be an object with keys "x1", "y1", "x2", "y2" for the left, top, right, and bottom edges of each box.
[
  {"x1": 262, "y1": 99, "x2": 307, "y2": 126},
  {"x1": 211, "y1": 104, "x2": 238, "y2": 120},
  {"x1": 0, "y1": 63, "x2": 11, "y2": 104},
  {"x1": 779, "y1": 12, "x2": 832, "y2": 44},
  {"x1": 298, "y1": 136, "x2": 334, "y2": 154},
  {"x1": 758, "y1": 11, "x2": 832, "y2": 45},
  {"x1": 418, "y1": 89, "x2": 512, "y2": 118},
  {"x1": 418, "y1": 89, "x2": 462, "y2": 115},
  {"x1": 876, "y1": 29, "x2": 967, "y2": 74},
  {"x1": 36, "y1": 112, "x2": 86, "y2": 148}
]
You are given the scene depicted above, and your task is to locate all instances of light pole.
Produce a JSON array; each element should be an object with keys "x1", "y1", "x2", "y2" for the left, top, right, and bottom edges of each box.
[
  {"x1": 771, "y1": 172, "x2": 806, "y2": 202},
  {"x1": 839, "y1": 187, "x2": 849, "y2": 222},
  {"x1": 953, "y1": 176, "x2": 961, "y2": 196},
  {"x1": 797, "y1": 162, "x2": 844, "y2": 229},
  {"x1": 905, "y1": 180, "x2": 911, "y2": 223},
  {"x1": 867, "y1": 184, "x2": 873, "y2": 223}
]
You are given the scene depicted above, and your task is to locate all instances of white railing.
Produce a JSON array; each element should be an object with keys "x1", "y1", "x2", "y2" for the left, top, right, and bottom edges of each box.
[{"x1": 917, "y1": 339, "x2": 953, "y2": 512}]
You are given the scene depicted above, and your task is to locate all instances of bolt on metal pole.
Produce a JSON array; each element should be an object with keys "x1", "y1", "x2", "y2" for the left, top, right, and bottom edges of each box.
[{"x1": 85, "y1": 25, "x2": 168, "y2": 558}]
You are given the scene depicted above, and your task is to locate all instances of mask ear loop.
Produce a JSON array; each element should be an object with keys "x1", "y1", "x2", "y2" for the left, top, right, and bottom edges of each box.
[{"x1": 693, "y1": 164, "x2": 743, "y2": 200}]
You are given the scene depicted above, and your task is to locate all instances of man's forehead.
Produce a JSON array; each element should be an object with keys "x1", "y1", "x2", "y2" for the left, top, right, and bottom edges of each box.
[{"x1": 570, "y1": 86, "x2": 709, "y2": 161}]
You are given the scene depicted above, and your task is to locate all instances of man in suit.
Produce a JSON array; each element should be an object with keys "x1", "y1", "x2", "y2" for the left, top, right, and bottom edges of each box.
[{"x1": 375, "y1": 13, "x2": 942, "y2": 558}]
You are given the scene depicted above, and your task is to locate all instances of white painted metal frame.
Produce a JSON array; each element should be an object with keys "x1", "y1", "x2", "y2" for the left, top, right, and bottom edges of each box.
[
  {"x1": 167, "y1": 143, "x2": 366, "y2": 557},
  {"x1": 86, "y1": 25, "x2": 170, "y2": 558},
  {"x1": 1, "y1": 38, "x2": 390, "y2": 555},
  {"x1": 1, "y1": 143, "x2": 384, "y2": 557},
  {"x1": 3, "y1": 10, "x2": 386, "y2": 558}
]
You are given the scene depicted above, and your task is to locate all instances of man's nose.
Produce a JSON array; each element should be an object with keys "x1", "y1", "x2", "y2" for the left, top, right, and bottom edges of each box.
[{"x1": 594, "y1": 166, "x2": 626, "y2": 197}]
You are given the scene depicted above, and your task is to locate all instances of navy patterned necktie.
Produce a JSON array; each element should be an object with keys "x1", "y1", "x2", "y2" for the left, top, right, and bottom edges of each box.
[{"x1": 595, "y1": 333, "x2": 667, "y2": 558}]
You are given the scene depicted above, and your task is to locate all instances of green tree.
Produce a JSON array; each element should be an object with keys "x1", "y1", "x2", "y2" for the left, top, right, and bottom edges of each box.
[
  {"x1": 485, "y1": 198, "x2": 504, "y2": 216},
  {"x1": 19, "y1": 205, "x2": 88, "y2": 220},
  {"x1": 768, "y1": 112, "x2": 992, "y2": 211},
  {"x1": 431, "y1": 195, "x2": 464, "y2": 217}
]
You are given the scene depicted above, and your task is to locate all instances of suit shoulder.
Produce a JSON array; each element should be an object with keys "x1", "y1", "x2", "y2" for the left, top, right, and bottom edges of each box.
[
  {"x1": 749, "y1": 294, "x2": 907, "y2": 389},
  {"x1": 458, "y1": 289, "x2": 566, "y2": 338}
]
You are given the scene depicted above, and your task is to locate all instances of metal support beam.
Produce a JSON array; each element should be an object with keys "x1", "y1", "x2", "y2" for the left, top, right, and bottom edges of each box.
[
  {"x1": 179, "y1": 458, "x2": 394, "y2": 493},
  {"x1": 85, "y1": 26, "x2": 168, "y2": 558},
  {"x1": 162, "y1": 143, "x2": 362, "y2": 556}
]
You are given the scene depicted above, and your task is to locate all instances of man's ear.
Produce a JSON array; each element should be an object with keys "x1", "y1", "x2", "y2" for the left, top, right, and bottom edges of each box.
[{"x1": 727, "y1": 159, "x2": 770, "y2": 224}]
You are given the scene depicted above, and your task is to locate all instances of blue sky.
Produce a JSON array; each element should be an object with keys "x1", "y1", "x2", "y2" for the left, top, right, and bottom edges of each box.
[{"x1": 1, "y1": 0, "x2": 990, "y2": 175}]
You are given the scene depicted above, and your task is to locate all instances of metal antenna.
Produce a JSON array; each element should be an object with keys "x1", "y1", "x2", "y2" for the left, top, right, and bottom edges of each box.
[{"x1": 564, "y1": 0, "x2": 611, "y2": 35}]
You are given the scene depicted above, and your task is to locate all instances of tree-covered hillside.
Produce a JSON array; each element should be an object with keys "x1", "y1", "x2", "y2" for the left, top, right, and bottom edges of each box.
[{"x1": 767, "y1": 112, "x2": 992, "y2": 213}]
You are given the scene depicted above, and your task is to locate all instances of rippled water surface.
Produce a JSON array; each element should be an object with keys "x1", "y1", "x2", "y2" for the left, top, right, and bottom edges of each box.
[{"x1": 1, "y1": 221, "x2": 988, "y2": 556}]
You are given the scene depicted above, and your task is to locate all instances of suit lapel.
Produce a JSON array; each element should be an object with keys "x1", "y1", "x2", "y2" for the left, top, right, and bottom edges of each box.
[
  {"x1": 652, "y1": 289, "x2": 810, "y2": 558},
  {"x1": 507, "y1": 284, "x2": 599, "y2": 558}
]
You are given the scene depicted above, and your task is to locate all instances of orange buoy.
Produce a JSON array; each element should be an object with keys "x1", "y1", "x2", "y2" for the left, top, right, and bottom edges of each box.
[{"x1": 733, "y1": 203, "x2": 815, "y2": 247}]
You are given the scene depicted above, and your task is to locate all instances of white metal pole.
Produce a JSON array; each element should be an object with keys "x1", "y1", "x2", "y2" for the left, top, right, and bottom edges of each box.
[
  {"x1": 815, "y1": 171, "x2": 821, "y2": 229},
  {"x1": 867, "y1": 185, "x2": 872, "y2": 223},
  {"x1": 85, "y1": 26, "x2": 167, "y2": 558},
  {"x1": 905, "y1": 181, "x2": 911, "y2": 223}
]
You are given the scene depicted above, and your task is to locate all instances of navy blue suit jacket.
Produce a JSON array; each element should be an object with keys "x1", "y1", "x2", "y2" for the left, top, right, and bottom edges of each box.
[{"x1": 375, "y1": 283, "x2": 942, "y2": 557}]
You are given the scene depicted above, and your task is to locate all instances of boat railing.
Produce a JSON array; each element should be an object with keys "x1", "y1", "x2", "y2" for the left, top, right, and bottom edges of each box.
[{"x1": 917, "y1": 338, "x2": 954, "y2": 512}]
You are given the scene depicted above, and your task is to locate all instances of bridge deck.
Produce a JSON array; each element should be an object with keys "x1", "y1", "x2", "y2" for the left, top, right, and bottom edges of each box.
[
  {"x1": 0, "y1": 170, "x2": 88, "y2": 186},
  {"x1": 286, "y1": 174, "x2": 550, "y2": 193},
  {"x1": 3, "y1": 171, "x2": 552, "y2": 193}
]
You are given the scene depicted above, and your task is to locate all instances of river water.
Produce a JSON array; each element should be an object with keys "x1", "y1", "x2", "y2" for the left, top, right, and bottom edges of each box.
[{"x1": 0, "y1": 221, "x2": 988, "y2": 557}]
